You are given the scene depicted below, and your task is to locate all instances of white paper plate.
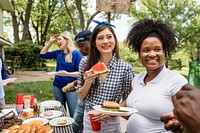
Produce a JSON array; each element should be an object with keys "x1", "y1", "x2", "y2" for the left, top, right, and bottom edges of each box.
[
  {"x1": 40, "y1": 100, "x2": 61, "y2": 109},
  {"x1": 46, "y1": 72, "x2": 56, "y2": 75},
  {"x1": 93, "y1": 105, "x2": 138, "y2": 116},
  {"x1": 1, "y1": 108, "x2": 17, "y2": 117},
  {"x1": 0, "y1": 78, "x2": 17, "y2": 86},
  {"x1": 49, "y1": 117, "x2": 74, "y2": 126},
  {"x1": 40, "y1": 111, "x2": 62, "y2": 119},
  {"x1": 22, "y1": 117, "x2": 49, "y2": 125}
]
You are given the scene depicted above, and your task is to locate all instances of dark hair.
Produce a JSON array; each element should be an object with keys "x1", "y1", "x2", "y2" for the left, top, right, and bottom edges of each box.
[
  {"x1": 85, "y1": 24, "x2": 120, "y2": 71},
  {"x1": 126, "y1": 19, "x2": 176, "y2": 59}
]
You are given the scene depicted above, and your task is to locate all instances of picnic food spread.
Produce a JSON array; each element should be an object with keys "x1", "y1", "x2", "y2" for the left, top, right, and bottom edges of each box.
[{"x1": 1, "y1": 123, "x2": 53, "y2": 133}]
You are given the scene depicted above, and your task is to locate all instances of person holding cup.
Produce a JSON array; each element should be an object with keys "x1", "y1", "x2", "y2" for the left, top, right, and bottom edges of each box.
[{"x1": 77, "y1": 20, "x2": 134, "y2": 132}]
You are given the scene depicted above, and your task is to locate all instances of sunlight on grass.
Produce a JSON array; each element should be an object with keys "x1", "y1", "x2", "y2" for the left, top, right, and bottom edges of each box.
[{"x1": 4, "y1": 81, "x2": 54, "y2": 104}]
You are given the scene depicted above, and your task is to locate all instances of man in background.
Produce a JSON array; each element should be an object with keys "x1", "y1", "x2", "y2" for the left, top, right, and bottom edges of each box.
[{"x1": 63, "y1": 30, "x2": 91, "y2": 133}]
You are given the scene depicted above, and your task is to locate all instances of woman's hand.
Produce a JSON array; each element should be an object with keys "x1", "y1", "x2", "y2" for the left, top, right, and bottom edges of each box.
[
  {"x1": 83, "y1": 70, "x2": 99, "y2": 84},
  {"x1": 49, "y1": 34, "x2": 57, "y2": 42},
  {"x1": 91, "y1": 112, "x2": 111, "y2": 122},
  {"x1": 56, "y1": 70, "x2": 69, "y2": 76}
]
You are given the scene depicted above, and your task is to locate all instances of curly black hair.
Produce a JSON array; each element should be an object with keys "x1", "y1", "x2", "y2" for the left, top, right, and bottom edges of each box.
[{"x1": 126, "y1": 19, "x2": 176, "y2": 59}]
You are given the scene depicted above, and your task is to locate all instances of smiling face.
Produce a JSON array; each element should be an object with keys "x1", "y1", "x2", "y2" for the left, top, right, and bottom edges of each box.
[
  {"x1": 139, "y1": 37, "x2": 165, "y2": 72},
  {"x1": 57, "y1": 35, "x2": 68, "y2": 50},
  {"x1": 95, "y1": 28, "x2": 115, "y2": 55}
]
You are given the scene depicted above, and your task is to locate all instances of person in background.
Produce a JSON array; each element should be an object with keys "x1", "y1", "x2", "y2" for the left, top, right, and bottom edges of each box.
[
  {"x1": 39, "y1": 31, "x2": 82, "y2": 117},
  {"x1": 160, "y1": 84, "x2": 200, "y2": 133},
  {"x1": 0, "y1": 55, "x2": 11, "y2": 110},
  {"x1": 125, "y1": 19, "x2": 188, "y2": 133},
  {"x1": 70, "y1": 30, "x2": 92, "y2": 133},
  {"x1": 77, "y1": 20, "x2": 134, "y2": 132}
]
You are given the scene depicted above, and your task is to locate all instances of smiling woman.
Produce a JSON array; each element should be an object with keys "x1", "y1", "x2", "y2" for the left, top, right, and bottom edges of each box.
[
  {"x1": 39, "y1": 31, "x2": 82, "y2": 117},
  {"x1": 125, "y1": 18, "x2": 188, "y2": 133}
]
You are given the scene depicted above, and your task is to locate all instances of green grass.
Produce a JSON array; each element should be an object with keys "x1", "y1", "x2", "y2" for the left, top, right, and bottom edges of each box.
[
  {"x1": 4, "y1": 66, "x2": 189, "y2": 104},
  {"x1": 4, "y1": 81, "x2": 54, "y2": 104}
]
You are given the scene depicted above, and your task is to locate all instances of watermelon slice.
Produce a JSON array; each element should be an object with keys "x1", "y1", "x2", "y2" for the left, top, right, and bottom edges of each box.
[{"x1": 91, "y1": 61, "x2": 109, "y2": 75}]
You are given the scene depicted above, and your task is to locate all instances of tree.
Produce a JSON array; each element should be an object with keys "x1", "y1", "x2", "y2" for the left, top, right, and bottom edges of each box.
[
  {"x1": 129, "y1": 0, "x2": 200, "y2": 64},
  {"x1": 8, "y1": 0, "x2": 101, "y2": 45}
]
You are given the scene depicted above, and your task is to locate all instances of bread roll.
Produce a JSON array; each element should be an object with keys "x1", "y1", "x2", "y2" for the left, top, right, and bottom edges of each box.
[
  {"x1": 7, "y1": 125, "x2": 19, "y2": 130},
  {"x1": 1, "y1": 129, "x2": 10, "y2": 133},
  {"x1": 62, "y1": 82, "x2": 75, "y2": 92},
  {"x1": 57, "y1": 119, "x2": 67, "y2": 125},
  {"x1": 8, "y1": 129, "x2": 18, "y2": 133},
  {"x1": 102, "y1": 101, "x2": 120, "y2": 110},
  {"x1": 43, "y1": 111, "x2": 53, "y2": 116},
  {"x1": 36, "y1": 126, "x2": 53, "y2": 133}
]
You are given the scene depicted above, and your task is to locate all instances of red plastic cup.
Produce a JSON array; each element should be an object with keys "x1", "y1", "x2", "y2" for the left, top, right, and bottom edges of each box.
[
  {"x1": 30, "y1": 94, "x2": 34, "y2": 107},
  {"x1": 89, "y1": 110, "x2": 101, "y2": 131},
  {"x1": 16, "y1": 93, "x2": 23, "y2": 104}
]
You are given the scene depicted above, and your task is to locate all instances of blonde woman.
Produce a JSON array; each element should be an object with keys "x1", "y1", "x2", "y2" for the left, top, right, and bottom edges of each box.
[{"x1": 40, "y1": 31, "x2": 82, "y2": 117}]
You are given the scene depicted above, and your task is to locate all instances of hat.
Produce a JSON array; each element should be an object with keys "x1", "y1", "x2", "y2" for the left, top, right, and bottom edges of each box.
[{"x1": 75, "y1": 30, "x2": 92, "y2": 43}]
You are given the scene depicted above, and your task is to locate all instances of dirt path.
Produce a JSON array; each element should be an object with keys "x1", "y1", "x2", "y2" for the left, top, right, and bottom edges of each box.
[{"x1": 10, "y1": 70, "x2": 54, "y2": 83}]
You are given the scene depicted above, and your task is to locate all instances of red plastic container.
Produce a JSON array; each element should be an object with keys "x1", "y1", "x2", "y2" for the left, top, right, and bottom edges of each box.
[{"x1": 89, "y1": 114, "x2": 101, "y2": 131}]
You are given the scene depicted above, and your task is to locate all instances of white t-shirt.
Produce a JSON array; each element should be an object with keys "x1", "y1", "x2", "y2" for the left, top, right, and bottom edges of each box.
[{"x1": 126, "y1": 66, "x2": 188, "y2": 133}]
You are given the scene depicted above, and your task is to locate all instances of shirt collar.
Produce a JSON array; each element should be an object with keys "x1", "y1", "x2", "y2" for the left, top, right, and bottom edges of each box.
[
  {"x1": 139, "y1": 65, "x2": 167, "y2": 84},
  {"x1": 107, "y1": 54, "x2": 118, "y2": 70}
]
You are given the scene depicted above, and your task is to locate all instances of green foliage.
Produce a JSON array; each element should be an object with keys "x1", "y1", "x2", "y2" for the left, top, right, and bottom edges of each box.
[
  {"x1": 4, "y1": 41, "x2": 45, "y2": 69},
  {"x1": 168, "y1": 58, "x2": 183, "y2": 70},
  {"x1": 4, "y1": 81, "x2": 54, "y2": 104},
  {"x1": 119, "y1": 43, "x2": 141, "y2": 67},
  {"x1": 129, "y1": 0, "x2": 200, "y2": 62}
]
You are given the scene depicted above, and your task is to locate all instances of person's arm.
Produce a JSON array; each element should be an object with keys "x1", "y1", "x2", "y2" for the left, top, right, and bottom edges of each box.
[
  {"x1": 56, "y1": 71, "x2": 78, "y2": 77},
  {"x1": 1, "y1": 57, "x2": 9, "y2": 79},
  {"x1": 160, "y1": 112, "x2": 183, "y2": 132},
  {"x1": 40, "y1": 35, "x2": 56, "y2": 54},
  {"x1": 174, "y1": 84, "x2": 200, "y2": 133}
]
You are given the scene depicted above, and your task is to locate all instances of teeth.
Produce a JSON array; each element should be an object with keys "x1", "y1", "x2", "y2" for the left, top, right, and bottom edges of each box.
[{"x1": 147, "y1": 60, "x2": 157, "y2": 63}]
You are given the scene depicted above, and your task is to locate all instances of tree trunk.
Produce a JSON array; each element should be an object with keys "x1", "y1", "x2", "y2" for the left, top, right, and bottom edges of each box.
[
  {"x1": 76, "y1": 0, "x2": 85, "y2": 30},
  {"x1": 10, "y1": 0, "x2": 20, "y2": 43},
  {"x1": 21, "y1": 0, "x2": 33, "y2": 42},
  {"x1": 63, "y1": 0, "x2": 76, "y2": 35},
  {"x1": 85, "y1": 11, "x2": 101, "y2": 30}
]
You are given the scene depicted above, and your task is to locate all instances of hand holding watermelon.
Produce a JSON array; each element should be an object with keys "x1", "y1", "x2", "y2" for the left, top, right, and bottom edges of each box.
[{"x1": 83, "y1": 70, "x2": 99, "y2": 84}]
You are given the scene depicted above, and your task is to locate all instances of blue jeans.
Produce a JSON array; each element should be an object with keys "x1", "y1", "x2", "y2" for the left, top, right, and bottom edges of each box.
[
  {"x1": 72, "y1": 99, "x2": 86, "y2": 133},
  {"x1": 53, "y1": 85, "x2": 78, "y2": 117}
]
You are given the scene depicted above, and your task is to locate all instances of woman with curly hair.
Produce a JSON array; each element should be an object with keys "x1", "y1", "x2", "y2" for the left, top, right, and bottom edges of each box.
[{"x1": 125, "y1": 19, "x2": 187, "y2": 133}]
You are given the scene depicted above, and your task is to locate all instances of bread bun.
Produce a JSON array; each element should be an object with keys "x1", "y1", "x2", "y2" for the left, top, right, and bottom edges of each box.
[
  {"x1": 7, "y1": 125, "x2": 19, "y2": 130},
  {"x1": 62, "y1": 82, "x2": 75, "y2": 92},
  {"x1": 102, "y1": 101, "x2": 120, "y2": 110},
  {"x1": 43, "y1": 111, "x2": 53, "y2": 117},
  {"x1": 1, "y1": 129, "x2": 10, "y2": 133},
  {"x1": 36, "y1": 126, "x2": 53, "y2": 133},
  {"x1": 29, "y1": 120, "x2": 44, "y2": 126},
  {"x1": 8, "y1": 129, "x2": 18, "y2": 133},
  {"x1": 57, "y1": 119, "x2": 67, "y2": 125}
]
